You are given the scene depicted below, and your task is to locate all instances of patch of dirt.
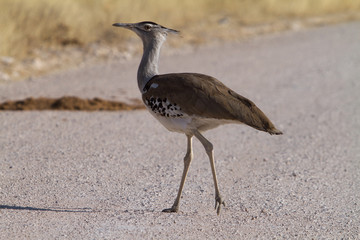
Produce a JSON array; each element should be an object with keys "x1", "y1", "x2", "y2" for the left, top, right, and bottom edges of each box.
[{"x1": 0, "y1": 96, "x2": 145, "y2": 111}]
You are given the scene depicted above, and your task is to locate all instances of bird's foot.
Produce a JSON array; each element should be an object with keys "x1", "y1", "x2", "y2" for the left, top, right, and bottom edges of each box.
[
  {"x1": 215, "y1": 194, "x2": 225, "y2": 215},
  {"x1": 162, "y1": 205, "x2": 179, "y2": 213}
]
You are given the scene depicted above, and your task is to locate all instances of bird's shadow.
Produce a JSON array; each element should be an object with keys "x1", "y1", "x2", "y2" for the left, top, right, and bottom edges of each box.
[{"x1": 0, "y1": 204, "x2": 93, "y2": 213}]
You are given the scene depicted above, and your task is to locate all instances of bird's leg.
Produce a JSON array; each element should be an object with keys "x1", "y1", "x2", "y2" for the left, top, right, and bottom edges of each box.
[
  {"x1": 194, "y1": 131, "x2": 225, "y2": 215},
  {"x1": 162, "y1": 134, "x2": 193, "y2": 213}
]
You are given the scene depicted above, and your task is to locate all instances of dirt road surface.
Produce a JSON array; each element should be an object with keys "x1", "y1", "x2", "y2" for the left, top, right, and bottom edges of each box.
[{"x1": 1, "y1": 22, "x2": 360, "y2": 239}]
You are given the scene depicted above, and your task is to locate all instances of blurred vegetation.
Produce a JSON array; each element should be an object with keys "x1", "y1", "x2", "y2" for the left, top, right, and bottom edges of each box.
[{"x1": 1, "y1": 0, "x2": 360, "y2": 59}]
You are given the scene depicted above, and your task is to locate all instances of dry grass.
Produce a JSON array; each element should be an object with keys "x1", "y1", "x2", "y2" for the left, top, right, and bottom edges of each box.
[{"x1": 1, "y1": 0, "x2": 360, "y2": 59}]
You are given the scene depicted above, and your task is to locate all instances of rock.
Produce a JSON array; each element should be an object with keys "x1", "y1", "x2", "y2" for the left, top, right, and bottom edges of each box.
[
  {"x1": 0, "y1": 71, "x2": 11, "y2": 81},
  {"x1": 0, "y1": 56, "x2": 15, "y2": 65},
  {"x1": 32, "y1": 58, "x2": 45, "y2": 70}
]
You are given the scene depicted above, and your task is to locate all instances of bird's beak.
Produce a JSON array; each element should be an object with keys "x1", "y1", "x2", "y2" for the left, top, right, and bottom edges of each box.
[
  {"x1": 166, "y1": 28, "x2": 179, "y2": 34},
  {"x1": 112, "y1": 23, "x2": 134, "y2": 29}
]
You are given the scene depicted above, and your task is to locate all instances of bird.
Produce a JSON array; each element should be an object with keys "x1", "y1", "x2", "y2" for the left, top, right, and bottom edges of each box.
[{"x1": 113, "y1": 21, "x2": 282, "y2": 215}]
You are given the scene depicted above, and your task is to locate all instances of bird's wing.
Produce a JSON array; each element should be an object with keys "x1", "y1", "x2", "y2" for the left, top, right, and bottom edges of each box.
[{"x1": 143, "y1": 73, "x2": 281, "y2": 134}]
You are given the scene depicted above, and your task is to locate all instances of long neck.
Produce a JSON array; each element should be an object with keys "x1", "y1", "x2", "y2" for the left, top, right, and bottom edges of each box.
[{"x1": 137, "y1": 36, "x2": 164, "y2": 92}]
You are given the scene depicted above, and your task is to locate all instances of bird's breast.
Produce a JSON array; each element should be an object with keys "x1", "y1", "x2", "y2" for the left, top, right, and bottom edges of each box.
[
  {"x1": 142, "y1": 96, "x2": 233, "y2": 133},
  {"x1": 144, "y1": 96, "x2": 184, "y2": 118},
  {"x1": 143, "y1": 96, "x2": 190, "y2": 133}
]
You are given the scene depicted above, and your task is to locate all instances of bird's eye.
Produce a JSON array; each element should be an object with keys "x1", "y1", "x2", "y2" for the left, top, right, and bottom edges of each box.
[{"x1": 144, "y1": 25, "x2": 151, "y2": 31}]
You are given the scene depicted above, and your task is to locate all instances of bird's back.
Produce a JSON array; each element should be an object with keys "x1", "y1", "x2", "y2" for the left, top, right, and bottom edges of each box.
[{"x1": 142, "y1": 73, "x2": 282, "y2": 135}]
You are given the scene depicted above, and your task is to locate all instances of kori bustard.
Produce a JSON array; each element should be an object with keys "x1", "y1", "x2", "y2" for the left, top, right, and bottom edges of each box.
[{"x1": 113, "y1": 21, "x2": 282, "y2": 215}]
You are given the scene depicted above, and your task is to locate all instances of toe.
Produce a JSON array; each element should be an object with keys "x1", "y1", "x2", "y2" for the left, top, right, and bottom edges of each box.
[
  {"x1": 215, "y1": 195, "x2": 225, "y2": 215},
  {"x1": 162, "y1": 206, "x2": 178, "y2": 213}
]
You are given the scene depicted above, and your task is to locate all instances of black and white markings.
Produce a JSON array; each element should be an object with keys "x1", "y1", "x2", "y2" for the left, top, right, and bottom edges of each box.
[{"x1": 145, "y1": 97, "x2": 184, "y2": 118}]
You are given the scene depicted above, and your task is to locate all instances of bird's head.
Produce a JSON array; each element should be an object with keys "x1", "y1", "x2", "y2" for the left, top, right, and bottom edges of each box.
[{"x1": 113, "y1": 21, "x2": 179, "y2": 44}]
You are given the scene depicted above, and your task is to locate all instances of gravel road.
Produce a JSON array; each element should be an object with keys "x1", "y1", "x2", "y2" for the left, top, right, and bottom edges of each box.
[{"x1": 1, "y1": 22, "x2": 360, "y2": 239}]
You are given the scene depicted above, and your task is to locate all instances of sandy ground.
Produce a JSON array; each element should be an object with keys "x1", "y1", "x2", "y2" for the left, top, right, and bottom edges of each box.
[{"x1": 1, "y1": 22, "x2": 360, "y2": 239}]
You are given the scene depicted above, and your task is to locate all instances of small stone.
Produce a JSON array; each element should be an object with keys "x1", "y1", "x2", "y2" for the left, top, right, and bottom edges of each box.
[
  {"x1": 32, "y1": 58, "x2": 45, "y2": 70},
  {"x1": 0, "y1": 72, "x2": 10, "y2": 81},
  {"x1": 0, "y1": 56, "x2": 15, "y2": 65}
]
